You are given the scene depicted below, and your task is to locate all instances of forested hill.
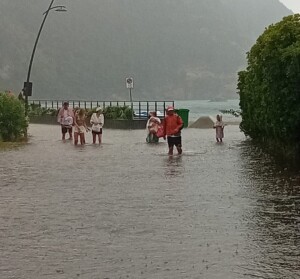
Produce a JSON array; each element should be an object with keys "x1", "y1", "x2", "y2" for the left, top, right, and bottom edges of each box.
[{"x1": 0, "y1": 0, "x2": 292, "y2": 100}]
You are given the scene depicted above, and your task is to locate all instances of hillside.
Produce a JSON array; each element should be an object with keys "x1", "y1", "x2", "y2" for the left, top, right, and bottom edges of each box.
[{"x1": 0, "y1": 0, "x2": 293, "y2": 100}]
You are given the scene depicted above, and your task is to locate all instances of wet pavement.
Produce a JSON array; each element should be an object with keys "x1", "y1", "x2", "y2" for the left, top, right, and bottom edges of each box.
[{"x1": 0, "y1": 124, "x2": 299, "y2": 279}]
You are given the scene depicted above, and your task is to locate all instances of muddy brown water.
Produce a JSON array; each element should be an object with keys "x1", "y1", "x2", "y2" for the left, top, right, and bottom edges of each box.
[{"x1": 0, "y1": 124, "x2": 299, "y2": 279}]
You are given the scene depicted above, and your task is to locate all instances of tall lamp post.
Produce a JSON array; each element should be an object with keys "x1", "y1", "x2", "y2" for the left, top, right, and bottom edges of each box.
[{"x1": 24, "y1": 0, "x2": 67, "y2": 116}]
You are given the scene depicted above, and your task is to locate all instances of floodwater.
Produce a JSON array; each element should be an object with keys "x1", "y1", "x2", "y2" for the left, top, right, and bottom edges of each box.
[{"x1": 0, "y1": 124, "x2": 299, "y2": 279}]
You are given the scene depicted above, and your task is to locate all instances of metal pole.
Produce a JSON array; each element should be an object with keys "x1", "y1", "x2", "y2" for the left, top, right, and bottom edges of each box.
[
  {"x1": 129, "y1": 88, "x2": 132, "y2": 103},
  {"x1": 24, "y1": 0, "x2": 55, "y2": 117},
  {"x1": 129, "y1": 88, "x2": 134, "y2": 119}
]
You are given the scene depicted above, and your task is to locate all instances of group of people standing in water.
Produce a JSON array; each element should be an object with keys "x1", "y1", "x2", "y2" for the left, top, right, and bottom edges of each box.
[
  {"x1": 57, "y1": 101, "x2": 104, "y2": 145},
  {"x1": 145, "y1": 106, "x2": 226, "y2": 153},
  {"x1": 57, "y1": 101, "x2": 225, "y2": 154}
]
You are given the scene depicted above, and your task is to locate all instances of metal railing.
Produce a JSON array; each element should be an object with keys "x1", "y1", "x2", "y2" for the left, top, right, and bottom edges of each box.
[{"x1": 28, "y1": 100, "x2": 175, "y2": 119}]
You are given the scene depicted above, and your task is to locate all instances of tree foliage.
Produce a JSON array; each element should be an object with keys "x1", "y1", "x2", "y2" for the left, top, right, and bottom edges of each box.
[
  {"x1": 0, "y1": 93, "x2": 28, "y2": 141},
  {"x1": 238, "y1": 14, "x2": 300, "y2": 153}
]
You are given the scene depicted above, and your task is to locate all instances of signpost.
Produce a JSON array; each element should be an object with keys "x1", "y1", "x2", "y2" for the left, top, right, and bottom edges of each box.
[
  {"x1": 126, "y1": 77, "x2": 134, "y2": 119},
  {"x1": 126, "y1": 77, "x2": 134, "y2": 102}
]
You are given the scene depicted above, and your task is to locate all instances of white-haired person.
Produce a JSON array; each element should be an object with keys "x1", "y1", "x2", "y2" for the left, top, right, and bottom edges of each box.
[{"x1": 90, "y1": 107, "x2": 104, "y2": 144}]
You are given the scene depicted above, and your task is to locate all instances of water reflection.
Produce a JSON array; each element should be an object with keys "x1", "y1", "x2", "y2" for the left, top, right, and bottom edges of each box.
[
  {"x1": 238, "y1": 140, "x2": 300, "y2": 278},
  {"x1": 1, "y1": 124, "x2": 299, "y2": 278},
  {"x1": 163, "y1": 155, "x2": 184, "y2": 178}
]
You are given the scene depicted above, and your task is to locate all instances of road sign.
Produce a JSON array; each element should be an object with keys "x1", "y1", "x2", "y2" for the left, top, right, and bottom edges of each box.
[
  {"x1": 126, "y1": 77, "x2": 134, "y2": 89},
  {"x1": 23, "y1": 81, "x2": 32, "y2": 96}
]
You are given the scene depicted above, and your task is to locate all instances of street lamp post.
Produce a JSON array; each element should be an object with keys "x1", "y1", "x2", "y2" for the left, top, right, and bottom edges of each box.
[{"x1": 24, "y1": 0, "x2": 66, "y2": 116}]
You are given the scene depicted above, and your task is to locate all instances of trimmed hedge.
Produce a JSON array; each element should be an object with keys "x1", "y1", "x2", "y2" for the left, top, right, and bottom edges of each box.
[{"x1": 29, "y1": 105, "x2": 133, "y2": 120}]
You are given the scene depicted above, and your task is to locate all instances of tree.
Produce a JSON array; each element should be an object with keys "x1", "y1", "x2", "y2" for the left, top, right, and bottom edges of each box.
[
  {"x1": 0, "y1": 92, "x2": 28, "y2": 141},
  {"x1": 238, "y1": 14, "x2": 300, "y2": 154}
]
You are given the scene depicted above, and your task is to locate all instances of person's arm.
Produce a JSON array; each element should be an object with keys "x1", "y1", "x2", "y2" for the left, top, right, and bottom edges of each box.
[
  {"x1": 100, "y1": 114, "x2": 104, "y2": 126},
  {"x1": 214, "y1": 121, "x2": 221, "y2": 128},
  {"x1": 90, "y1": 113, "x2": 95, "y2": 125},
  {"x1": 69, "y1": 108, "x2": 74, "y2": 118},
  {"x1": 74, "y1": 116, "x2": 79, "y2": 129},
  {"x1": 146, "y1": 119, "x2": 150, "y2": 129},
  {"x1": 175, "y1": 115, "x2": 183, "y2": 133},
  {"x1": 57, "y1": 108, "x2": 62, "y2": 123},
  {"x1": 83, "y1": 116, "x2": 88, "y2": 129},
  {"x1": 163, "y1": 118, "x2": 167, "y2": 139}
]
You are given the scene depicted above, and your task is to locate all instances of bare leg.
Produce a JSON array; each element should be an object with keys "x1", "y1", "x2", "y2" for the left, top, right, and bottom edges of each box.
[
  {"x1": 80, "y1": 133, "x2": 85, "y2": 145},
  {"x1": 176, "y1": 144, "x2": 182, "y2": 154},
  {"x1": 74, "y1": 132, "x2": 79, "y2": 145},
  {"x1": 98, "y1": 134, "x2": 102, "y2": 144},
  {"x1": 62, "y1": 127, "x2": 66, "y2": 141},
  {"x1": 168, "y1": 146, "x2": 174, "y2": 155},
  {"x1": 92, "y1": 133, "x2": 96, "y2": 144}
]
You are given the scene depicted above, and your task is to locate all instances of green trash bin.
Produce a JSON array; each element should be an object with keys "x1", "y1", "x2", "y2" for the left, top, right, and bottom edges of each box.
[{"x1": 175, "y1": 108, "x2": 190, "y2": 128}]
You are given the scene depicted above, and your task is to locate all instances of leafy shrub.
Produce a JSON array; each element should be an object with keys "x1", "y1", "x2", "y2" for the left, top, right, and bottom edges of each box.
[
  {"x1": 28, "y1": 104, "x2": 57, "y2": 116},
  {"x1": 219, "y1": 109, "x2": 241, "y2": 117},
  {"x1": 28, "y1": 104, "x2": 134, "y2": 120},
  {"x1": 0, "y1": 93, "x2": 28, "y2": 141},
  {"x1": 87, "y1": 106, "x2": 133, "y2": 119},
  {"x1": 237, "y1": 14, "x2": 300, "y2": 155}
]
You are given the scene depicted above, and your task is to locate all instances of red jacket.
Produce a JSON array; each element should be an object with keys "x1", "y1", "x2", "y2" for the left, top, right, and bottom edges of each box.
[{"x1": 163, "y1": 114, "x2": 183, "y2": 136}]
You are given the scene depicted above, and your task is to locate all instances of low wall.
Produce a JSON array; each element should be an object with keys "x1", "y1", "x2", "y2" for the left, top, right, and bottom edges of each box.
[{"x1": 29, "y1": 115, "x2": 148, "y2": 129}]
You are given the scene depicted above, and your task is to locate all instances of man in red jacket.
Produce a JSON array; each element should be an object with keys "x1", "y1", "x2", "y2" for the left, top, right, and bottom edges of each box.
[{"x1": 163, "y1": 106, "x2": 184, "y2": 155}]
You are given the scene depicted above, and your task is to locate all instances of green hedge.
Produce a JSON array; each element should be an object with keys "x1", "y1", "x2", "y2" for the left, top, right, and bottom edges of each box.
[
  {"x1": 29, "y1": 104, "x2": 133, "y2": 120},
  {"x1": 0, "y1": 93, "x2": 28, "y2": 141},
  {"x1": 237, "y1": 14, "x2": 300, "y2": 156}
]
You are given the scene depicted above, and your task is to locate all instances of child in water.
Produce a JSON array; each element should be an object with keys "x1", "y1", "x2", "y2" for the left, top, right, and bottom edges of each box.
[{"x1": 213, "y1": 114, "x2": 225, "y2": 143}]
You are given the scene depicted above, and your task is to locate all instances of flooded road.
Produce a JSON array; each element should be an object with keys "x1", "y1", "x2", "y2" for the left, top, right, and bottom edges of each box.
[{"x1": 0, "y1": 124, "x2": 299, "y2": 279}]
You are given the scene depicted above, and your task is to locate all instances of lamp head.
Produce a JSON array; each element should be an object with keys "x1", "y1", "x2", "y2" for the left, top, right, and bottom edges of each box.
[{"x1": 55, "y1": 6, "x2": 67, "y2": 12}]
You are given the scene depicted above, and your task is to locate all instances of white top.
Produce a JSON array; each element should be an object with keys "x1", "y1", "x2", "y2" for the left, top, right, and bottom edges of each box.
[
  {"x1": 62, "y1": 116, "x2": 73, "y2": 127},
  {"x1": 90, "y1": 113, "x2": 104, "y2": 130}
]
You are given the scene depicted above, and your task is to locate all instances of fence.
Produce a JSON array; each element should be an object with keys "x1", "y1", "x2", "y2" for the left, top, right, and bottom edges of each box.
[{"x1": 28, "y1": 100, "x2": 174, "y2": 119}]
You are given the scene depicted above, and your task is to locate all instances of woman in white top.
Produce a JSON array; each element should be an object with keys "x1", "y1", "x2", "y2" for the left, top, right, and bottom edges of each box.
[{"x1": 90, "y1": 107, "x2": 104, "y2": 144}]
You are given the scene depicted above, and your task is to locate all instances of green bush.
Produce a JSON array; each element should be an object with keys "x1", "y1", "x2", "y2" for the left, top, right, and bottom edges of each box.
[
  {"x1": 237, "y1": 14, "x2": 300, "y2": 155},
  {"x1": 0, "y1": 93, "x2": 28, "y2": 141},
  {"x1": 87, "y1": 106, "x2": 133, "y2": 119},
  {"x1": 28, "y1": 104, "x2": 57, "y2": 116},
  {"x1": 28, "y1": 104, "x2": 134, "y2": 120}
]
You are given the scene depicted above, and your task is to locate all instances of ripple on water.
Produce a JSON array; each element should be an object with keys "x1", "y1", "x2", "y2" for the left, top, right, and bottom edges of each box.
[{"x1": 0, "y1": 124, "x2": 299, "y2": 278}]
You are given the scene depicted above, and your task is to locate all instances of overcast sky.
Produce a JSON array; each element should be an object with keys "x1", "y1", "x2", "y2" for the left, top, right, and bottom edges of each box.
[{"x1": 279, "y1": 0, "x2": 300, "y2": 13}]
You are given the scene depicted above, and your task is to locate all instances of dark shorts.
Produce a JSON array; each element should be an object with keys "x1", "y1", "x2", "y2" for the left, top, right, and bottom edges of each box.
[
  {"x1": 167, "y1": 136, "x2": 182, "y2": 147},
  {"x1": 92, "y1": 128, "x2": 103, "y2": 135},
  {"x1": 61, "y1": 125, "x2": 72, "y2": 134}
]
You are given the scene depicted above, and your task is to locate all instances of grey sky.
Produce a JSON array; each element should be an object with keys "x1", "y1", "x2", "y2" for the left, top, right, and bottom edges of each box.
[{"x1": 279, "y1": 0, "x2": 300, "y2": 13}]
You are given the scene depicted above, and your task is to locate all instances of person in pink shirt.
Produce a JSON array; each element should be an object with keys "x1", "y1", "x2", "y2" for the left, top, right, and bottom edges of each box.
[
  {"x1": 163, "y1": 106, "x2": 184, "y2": 155},
  {"x1": 57, "y1": 101, "x2": 74, "y2": 141}
]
